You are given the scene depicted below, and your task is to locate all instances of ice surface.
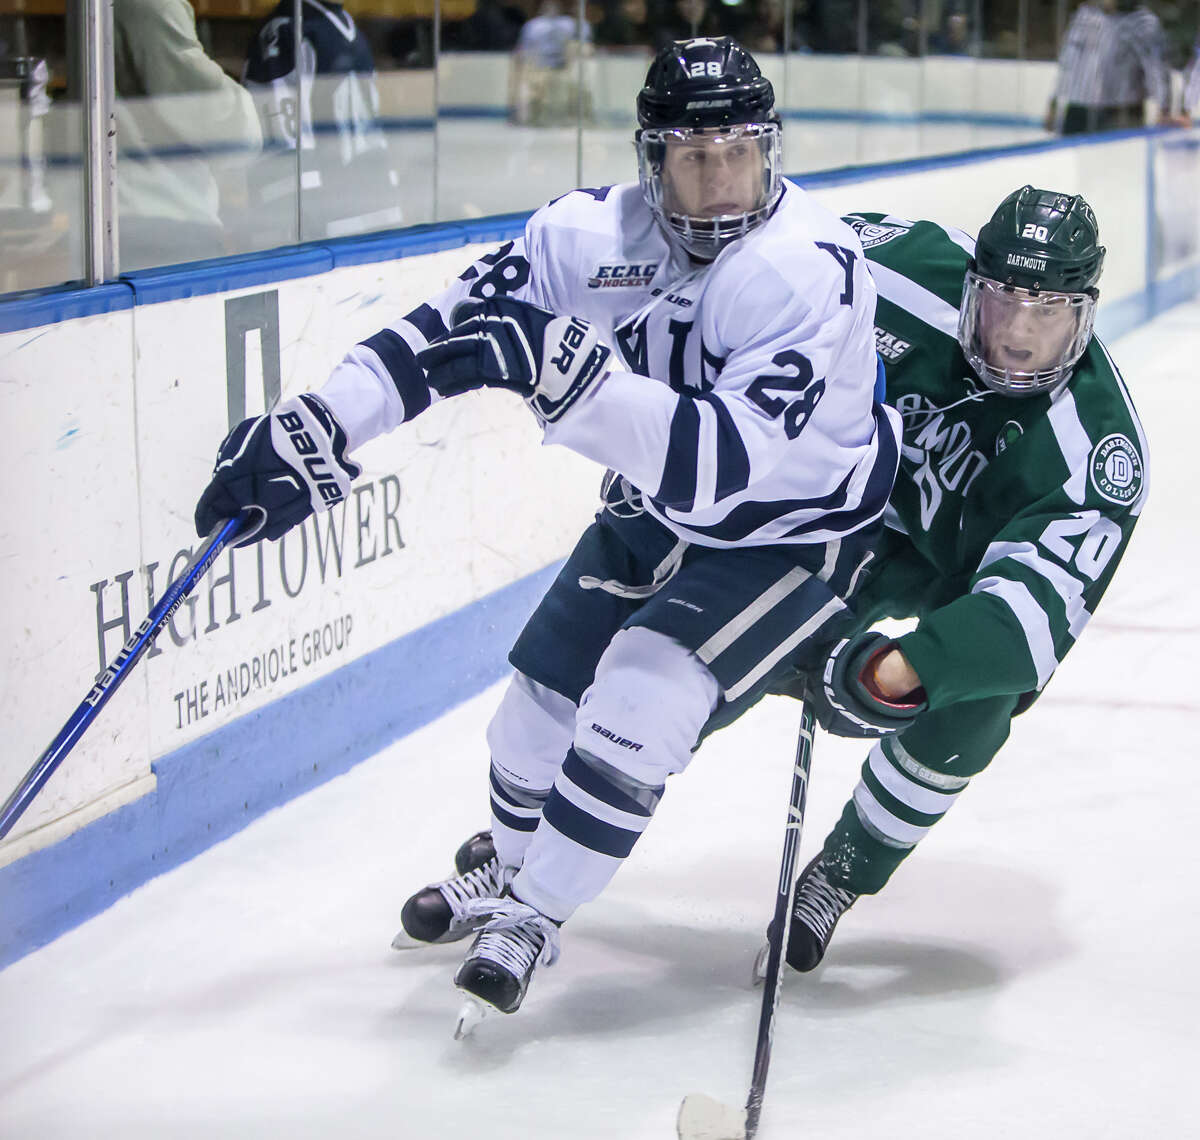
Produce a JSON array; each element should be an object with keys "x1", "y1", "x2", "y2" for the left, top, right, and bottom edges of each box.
[{"x1": 0, "y1": 303, "x2": 1196, "y2": 1139}]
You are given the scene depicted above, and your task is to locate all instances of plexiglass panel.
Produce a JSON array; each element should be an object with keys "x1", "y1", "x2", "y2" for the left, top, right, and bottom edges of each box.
[
  {"x1": 0, "y1": 0, "x2": 1093, "y2": 294},
  {"x1": 438, "y1": 0, "x2": 586, "y2": 219},
  {"x1": 0, "y1": 3, "x2": 83, "y2": 293}
]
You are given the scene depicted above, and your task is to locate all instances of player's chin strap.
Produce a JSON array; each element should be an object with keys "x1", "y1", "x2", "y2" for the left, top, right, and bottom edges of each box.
[{"x1": 578, "y1": 536, "x2": 688, "y2": 600}]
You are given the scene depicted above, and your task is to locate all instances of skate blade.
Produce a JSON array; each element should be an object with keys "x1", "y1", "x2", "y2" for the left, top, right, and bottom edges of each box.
[
  {"x1": 751, "y1": 942, "x2": 769, "y2": 987},
  {"x1": 676, "y1": 1093, "x2": 747, "y2": 1140},
  {"x1": 390, "y1": 929, "x2": 423, "y2": 950},
  {"x1": 391, "y1": 926, "x2": 475, "y2": 951},
  {"x1": 454, "y1": 996, "x2": 489, "y2": 1040}
]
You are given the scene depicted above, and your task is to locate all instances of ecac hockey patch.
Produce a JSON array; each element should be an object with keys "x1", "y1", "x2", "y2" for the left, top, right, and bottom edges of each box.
[
  {"x1": 1088, "y1": 433, "x2": 1143, "y2": 505},
  {"x1": 874, "y1": 326, "x2": 912, "y2": 362},
  {"x1": 587, "y1": 262, "x2": 657, "y2": 289}
]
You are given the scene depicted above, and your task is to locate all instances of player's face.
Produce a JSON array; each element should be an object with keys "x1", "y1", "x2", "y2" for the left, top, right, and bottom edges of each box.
[
  {"x1": 661, "y1": 129, "x2": 765, "y2": 219},
  {"x1": 978, "y1": 283, "x2": 1083, "y2": 374}
]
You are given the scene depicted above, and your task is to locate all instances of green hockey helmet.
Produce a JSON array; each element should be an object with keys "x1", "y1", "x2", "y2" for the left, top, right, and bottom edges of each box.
[{"x1": 958, "y1": 186, "x2": 1106, "y2": 396}]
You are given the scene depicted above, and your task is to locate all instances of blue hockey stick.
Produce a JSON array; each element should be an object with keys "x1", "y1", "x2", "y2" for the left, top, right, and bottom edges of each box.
[{"x1": 0, "y1": 512, "x2": 252, "y2": 843}]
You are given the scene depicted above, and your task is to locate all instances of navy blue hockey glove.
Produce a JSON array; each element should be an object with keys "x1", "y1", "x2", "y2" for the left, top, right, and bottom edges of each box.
[
  {"x1": 194, "y1": 393, "x2": 361, "y2": 547},
  {"x1": 416, "y1": 297, "x2": 612, "y2": 424},
  {"x1": 807, "y1": 631, "x2": 929, "y2": 739}
]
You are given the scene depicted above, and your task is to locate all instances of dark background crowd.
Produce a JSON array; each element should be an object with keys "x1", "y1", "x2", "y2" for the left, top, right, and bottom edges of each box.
[
  {"x1": 0, "y1": 0, "x2": 1196, "y2": 292},
  {"x1": 4, "y1": 2, "x2": 1197, "y2": 77}
]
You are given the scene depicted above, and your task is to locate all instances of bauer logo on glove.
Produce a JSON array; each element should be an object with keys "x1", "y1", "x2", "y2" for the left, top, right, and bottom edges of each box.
[
  {"x1": 195, "y1": 393, "x2": 361, "y2": 546},
  {"x1": 274, "y1": 402, "x2": 352, "y2": 509}
]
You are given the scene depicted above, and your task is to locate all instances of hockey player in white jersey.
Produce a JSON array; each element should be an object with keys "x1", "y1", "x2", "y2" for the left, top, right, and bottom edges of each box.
[{"x1": 193, "y1": 37, "x2": 901, "y2": 1028}]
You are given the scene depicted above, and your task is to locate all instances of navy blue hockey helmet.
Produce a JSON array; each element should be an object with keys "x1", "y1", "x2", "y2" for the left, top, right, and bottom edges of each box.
[
  {"x1": 636, "y1": 36, "x2": 779, "y2": 131},
  {"x1": 635, "y1": 38, "x2": 783, "y2": 260}
]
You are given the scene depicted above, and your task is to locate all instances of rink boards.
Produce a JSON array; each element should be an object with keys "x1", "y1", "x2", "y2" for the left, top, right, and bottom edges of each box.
[{"x1": 0, "y1": 127, "x2": 1196, "y2": 967}]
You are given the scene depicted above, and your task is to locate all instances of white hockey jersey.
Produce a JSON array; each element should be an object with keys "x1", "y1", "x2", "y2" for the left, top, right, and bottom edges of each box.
[{"x1": 319, "y1": 180, "x2": 902, "y2": 548}]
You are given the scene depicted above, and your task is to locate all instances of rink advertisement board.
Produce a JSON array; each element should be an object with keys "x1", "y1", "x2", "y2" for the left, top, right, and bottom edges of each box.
[
  {"x1": 1, "y1": 246, "x2": 599, "y2": 861},
  {"x1": 0, "y1": 127, "x2": 1195, "y2": 967}
]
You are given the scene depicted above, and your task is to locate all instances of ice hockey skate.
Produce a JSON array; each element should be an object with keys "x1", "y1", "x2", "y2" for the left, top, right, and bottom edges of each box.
[
  {"x1": 452, "y1": 894, "x2": 561, "y2": 1036},
  {"x1": 391, "y1": 831, "x2": 507, "y2": 949},
  {"x1": 451, "y1": 829, "x2": 495, "y2": 876},
  {"x1": 783, "y1": 854, "x2": 858, "y2": 972}
]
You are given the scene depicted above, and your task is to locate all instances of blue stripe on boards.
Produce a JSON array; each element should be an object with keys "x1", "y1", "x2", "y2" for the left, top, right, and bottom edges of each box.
[
  {"x1": 0, "y1": 560, "x2": 563, "y2": 971},
  {"x1": 0, "y1": 281, "x2": 134, "y2": 334},
  {"x1": 123, "y1": 246, "x2": 335, "y2": 305},
  {"x1": 359, "y1": 329, "x2": 431, "y2": 421},
  {"x1": 655, "y1": 396, "x2": 702, "y2": 512},
  {"x1": 3, "y1": 129, "x2": 1181, "y2": 333},
  {"x1": 541, "y1": 787, "x2": 641, "y2": 859},
  {"x1": 561, "y1": 748, "x2": 659, "y2": 818},
  {"x1": 694, "y1": 392, "x2": 752, "y2": 502}
]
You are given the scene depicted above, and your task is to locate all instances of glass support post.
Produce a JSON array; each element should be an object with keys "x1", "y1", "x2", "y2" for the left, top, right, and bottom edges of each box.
[{"x1": 82, "y1": 0, "x2": 116, "y2": 284}]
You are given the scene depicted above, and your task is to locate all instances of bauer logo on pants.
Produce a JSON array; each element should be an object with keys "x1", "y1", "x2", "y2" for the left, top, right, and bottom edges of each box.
[{"x1": 1089, "y1": 433, "x2": 1143, "y2": 505}]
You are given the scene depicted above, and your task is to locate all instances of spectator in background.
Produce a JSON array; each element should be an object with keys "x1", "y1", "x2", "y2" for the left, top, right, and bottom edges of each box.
[
  {"x1": 595, "y1": 0, "x2": 650, "y2": 48},
  {"x1": 515, "y1": 0, "x2": 592, "y2": 70},
  {"x1": 1182, "y1": 34, "x2": 1199, "y2": 122},
  {"x1": 928, "y1": 8, "x2": 971, "y2": 56},
  {"x1": 510, "y1": 0, "x2": 594, "y2": 125},
  {"x1": 445, "y1": 0, "x2": 525, "y2": 52},
  {"x1": 242, "y1": 0, "x2": 403, "y2": 245},
  {"x1": 869, "y1": 0, "x2": 920, "y2": 57},
  {"x1": 652, "y1": 0, "x2": 721, "y2": 52},
  {"x1": 386, "y1": 19, "x2": 434, "y2": 68},
  {"x1": 113, "y1": 0, "x2": 262, "y2": 270},
  {"x1": 806, "y1": 0, "x2": 858, "y2": 54},
  {"x1": 743, "y1": 0, "x2": 794, "y2": 55},
  {"x1": 1046, "y1": 0, "x2": 1176, "y2": 134}
]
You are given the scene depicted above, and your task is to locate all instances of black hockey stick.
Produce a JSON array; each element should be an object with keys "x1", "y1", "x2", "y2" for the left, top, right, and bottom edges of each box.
[
  {"x1": 0, "y1": 512, "x2": 252, "y2": 843},
  {"x1": 677, "y1": 699, "x2": 815, "y2": 1140}
]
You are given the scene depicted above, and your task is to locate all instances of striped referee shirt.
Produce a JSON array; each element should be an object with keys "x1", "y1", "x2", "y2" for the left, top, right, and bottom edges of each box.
[{"x1": 1054, "y1": 3, "x2": 1170, "y2": 110}]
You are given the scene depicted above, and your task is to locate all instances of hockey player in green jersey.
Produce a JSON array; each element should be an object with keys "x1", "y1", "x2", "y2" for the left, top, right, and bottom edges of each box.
[{"x1": 779, "y1": 185, "x2": 1149, "y2": 972}]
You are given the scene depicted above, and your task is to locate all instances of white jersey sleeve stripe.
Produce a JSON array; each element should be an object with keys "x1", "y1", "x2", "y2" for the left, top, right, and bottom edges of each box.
[
  {"x1": 1046, "y1": 387, "x2": 1093, "y2": 505},
  {"x1": 935, "y1": 223, "x2": 977, "y2": 259},
  {"x1": 867, "y1": 261, "x2": 960, "y2": 338},
  {"x1": 971, "y1": 575, "x2": 1059, "y2": 688},
  {"x1": 978, "y1": 539, "x2": 1091, "y2": 633}
]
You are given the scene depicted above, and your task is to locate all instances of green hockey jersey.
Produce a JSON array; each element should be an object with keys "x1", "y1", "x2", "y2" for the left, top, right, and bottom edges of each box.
[{"x1": 843, "y1": 212, "x2": 1149, "y2": 710}]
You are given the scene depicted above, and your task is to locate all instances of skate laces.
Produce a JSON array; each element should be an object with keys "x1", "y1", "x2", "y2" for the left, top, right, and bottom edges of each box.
[
  {"x1": 793, "y1": 861, "x2": 857, "y2": 943},
  {"x1": 461, "y1": 896, "x2": 562, "y2": 972},
  {"x1": 439, "y1": 858, "x2": 507, "y2": 921}
]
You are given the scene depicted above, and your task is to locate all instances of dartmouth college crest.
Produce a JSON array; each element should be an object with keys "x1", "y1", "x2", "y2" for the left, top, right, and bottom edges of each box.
[{"x1": 1089, "y1": 434, "x2": 1143, "y2": 505}]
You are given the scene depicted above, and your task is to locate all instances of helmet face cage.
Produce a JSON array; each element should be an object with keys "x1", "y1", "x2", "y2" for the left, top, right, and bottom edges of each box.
[
  {"x1": 637, "y1": 122, "x2": 782, "y2": 260},
  {"x1": 957, "y1": 270, "x2": 1096, "y2": 397}
]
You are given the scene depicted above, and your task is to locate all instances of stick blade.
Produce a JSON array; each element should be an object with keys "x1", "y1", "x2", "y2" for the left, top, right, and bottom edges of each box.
[{"x1": 677, "y1": 1093, "x2": 747, "y2": 1140}]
